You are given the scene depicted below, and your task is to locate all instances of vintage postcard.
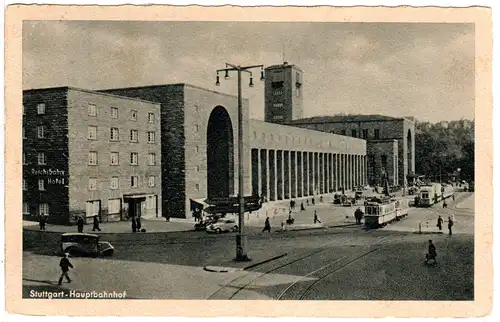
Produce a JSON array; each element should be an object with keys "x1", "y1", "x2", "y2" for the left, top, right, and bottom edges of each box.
[{"x1": 4, "y1": 4, "x2": 492, "y2": 318}]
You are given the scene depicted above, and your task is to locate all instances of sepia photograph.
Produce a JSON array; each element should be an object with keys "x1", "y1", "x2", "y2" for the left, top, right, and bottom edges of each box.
[{"x1": 4, "y1": 4, "x2": 492, "y2": 318}]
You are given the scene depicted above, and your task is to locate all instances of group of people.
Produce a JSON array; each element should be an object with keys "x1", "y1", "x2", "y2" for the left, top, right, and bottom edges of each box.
[
  {"x1": 74, "y1": 215, "x2": 102, "y2": 233},
  {"x1": 436, "y1": 214, "x2": 454, "y2": 235}
]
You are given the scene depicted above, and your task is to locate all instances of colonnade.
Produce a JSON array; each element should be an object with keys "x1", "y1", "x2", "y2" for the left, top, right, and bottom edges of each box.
[{"x1": 251, "y1": 149, "x2": 367, "y2": 201}]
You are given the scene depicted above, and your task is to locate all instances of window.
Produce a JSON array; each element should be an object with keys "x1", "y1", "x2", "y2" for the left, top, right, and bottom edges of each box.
[
  {"x1": 23, "y1": 178, "x2": 27, "y2": 190},
  {"x1": 296, "y1": 86, "x2": 301, "y2": 97},
  {"x1": 110, "y1": 152, "x2": 119, "y2": 165},
  {"x1": 37, "y1": 152, "x2": 46, "y2": 165},
  {"x1": 110, "y1": 177, "x2": 119, "y2": 190},
  {"x1": 23, "y1": 127, "x2": 26, "y2": 139},
  {"x1": 148, "y1": 153, "x2": 156, "y2": 166},
  {"x1": 148, "y1": 176, "x2": 155, "y2": 187},
  {"x1": 130, "y1": 130, "x2": 138, "y2": 142},
  {"x1": 195, "y1": 166, "x2": 200, "y2": 172},
  {"x1": 147, "y1": 131, "x2": 156, "y2": 144},
  {"x1": 110, "y1": 107, "x2": 118, "y2": 119},
  {"x1": 273, "y1": 115, "x2": 284, "y2": 121},
  {"x1": 374, "y1": 129, "x2": 380, "y2": 139},
  {"x1": 88, "y1": 126, "x2": 97, "y2": 140},
  {"x1": 131, "y1": 110, "x2": 138, "y2": 121},
  {"x1": 362, "y1": 129, "x2": 368, "y2": 139},
  {"x1": 37, "y1": 103, "x2": 45, "y2": 115},
  {"x1": 130, "y1": 152, "x2": 138, "y2": 165},
  {"x1": 131, "y1": 176, "x2": 139, "y2": 188},
  {"x1": 296, "y1": 72, "x2": 301, "y2": 84},
  {"x1": 38, "y1": 179, "x2": 45, "y2": 191},
  {"x1": 351, "y1": 129, "x2": 357, "y2": 138},
  {"x1": 108, "y1": 199, "x2": 121, "y2": 214},
  {"x1": 88, "y1": 103, "x2": 97, "y2": 116},
  {"x1": 88, "y1": 178, "x2": 97, "y2": 190},
  {"x1": 195, "y1": 146, "x2": 199, "y2": 153},
  {"x1": 273, "y1": 103, "x2": 284, "y2": 108},
  {"x1": 23, "y1": 153, "x2": 27, "y2": 165},
  {"x1": 341, "y1": 130, "x2": 346, "y2": 136},
  {"x1": 23, "y1": 202, "x2": 29, "y2": 214},
  {"x1": 88, "y1": 151, "x2": 98, "y2": 165},
  {"x1": 85, "y1": 201, "x2": 100, "y2": 217},
  {"x1": 195, "y1": 183, "x2": 200, "y2": 191},
  {"x1": 148, "y1": 112, "x2": 155, "y2": 123},
  {"x1": 194, "y1": 125, "x2": 199, "y2": 132},
  {"x1": 37, "y1": 126, "x2": 45, "y2": 138},
  {"x1": 273, "y1": 89, "x2": 283, "y2": 96},
  {"x1": 110, "y1": 127, "x2": 119, "y2": 141},
  {"x1": 39, "y1": 203, "x2": 49, "y2": 216}
]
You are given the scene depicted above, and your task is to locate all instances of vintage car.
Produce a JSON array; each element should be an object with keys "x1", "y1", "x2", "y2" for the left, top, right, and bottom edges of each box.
[
  {"x1": 205, "y1": 218, "x2": 238, "y2": 234},
  {"x1": 60, "y1": 233, "x2": 114, "y2": 257}
]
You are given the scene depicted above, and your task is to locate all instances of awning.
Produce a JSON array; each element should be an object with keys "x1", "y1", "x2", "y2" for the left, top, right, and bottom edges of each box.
[
  {"x1": 190, "y1": 198, "x2": 210, "y2": 211},
  {"x1": 123, "y1": 193, "x2": 150, "y2": 202}
]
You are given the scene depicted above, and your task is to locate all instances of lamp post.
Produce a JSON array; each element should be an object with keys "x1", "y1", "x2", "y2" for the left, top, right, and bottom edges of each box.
[{"x1": 216, "y1": 62, "x2": 265, "y2": 262}]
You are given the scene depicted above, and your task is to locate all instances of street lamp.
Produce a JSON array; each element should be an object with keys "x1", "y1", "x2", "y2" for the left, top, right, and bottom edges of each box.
[{"x1": 216, "y1": 62, "x2": 265, "y2": 262}]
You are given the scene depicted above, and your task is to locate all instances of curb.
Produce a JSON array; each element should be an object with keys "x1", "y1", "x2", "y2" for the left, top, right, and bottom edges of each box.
[
  {"x1": 414, "y1": 231, "x2": 444, "y2": 235},
  {"x1": 202, "y1": 253, "x2": 288, "y2": 273},
  {"x1": 278, "y1": 226, "x2": 325, "y2": 232},
  {"x1": 243, "y1": 253, "x2": 288, "y2": 270}
]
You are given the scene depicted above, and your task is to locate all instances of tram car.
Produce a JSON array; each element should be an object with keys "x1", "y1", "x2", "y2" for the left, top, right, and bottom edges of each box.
[
  {"x1": 442, "y1": 184, "x2": 455, "y2": 199},
  {"x1": 417, "y1": 183, "x2": 443, "y2": 207},
  {"x1": 364, "y1": 198, "x2": 410, "y2": 229}
]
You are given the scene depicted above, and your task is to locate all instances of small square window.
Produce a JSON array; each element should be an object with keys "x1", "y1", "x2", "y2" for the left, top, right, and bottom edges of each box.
[
  {"x1": 37, "y1": 152, "x2": 46, "y2": 165},
  {"x1": 148, "y1": 176, "x2": 155, "y2": 187},
  {"x1": 148, "y1": 153, "x2": 156, "y2": 166},
  {"x1": 111, "y1": 107, "x2": 118, "y2": 119},
  {"x1": 131, "y1": 110, "x2": 138, "y2": 121},
  {"x1": 110, "y1": 152, "x2": 119, "y2": 165},
  {"x1": 88, "y1": 151, "x2": 98, "y2": 165},
  {"x1": 110, "y1": 177, "x2": 119, "y2": 190},
  {"x1": 194, "y1": 125, "x2": 199, "y2": 132},
  {"x1": 110, "y1": 127, "x2": 119, "y2": 141},
  {"x1": 148, "y1": 112, "x2": 155, "y2": 123},
  {"x1": 195, "y1": 183, "x2": 200, "y2": 191},
  {"x1": 130, "y1": 130, "x2": 138, "y2": 142},
  {"x1": 88, "y1": 126, "x2": 97, "y2": 140},
  {"x1": 131, "y1": 176, "x2": 139, "y2": 188},
  {"x1": 88, "y1": 178, "x2": 97, "y2": 190},
  {"x1": 37, "y1": 126, "x2": 45, "y2": 138},
  {"x1": 37, "y1": 103, "x2": 46, "y2": 115},
  {"x1": 147, "y1": 131, "x2": 156, "y2": 144},
  {"x1": 195, "y1": 146, "x2": 199, "y2": 153},
  {"x1": 88, "y1": 103, "x2": 97, "y2": 117},
  {"x1": 130, "y1": 152, "x2": 138, "y2": 165},
  {"x1": 38, "y1": 179, "x2": 45, "y2": 191}
]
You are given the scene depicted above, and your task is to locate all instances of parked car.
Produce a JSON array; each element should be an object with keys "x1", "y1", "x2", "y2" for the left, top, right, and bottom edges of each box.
[
  {"x1": 206, "y1": 218, "x2": 238, "y2": 234},
  {"x1": 60, "y1": 233, "x2": 114, "y2": 257}
]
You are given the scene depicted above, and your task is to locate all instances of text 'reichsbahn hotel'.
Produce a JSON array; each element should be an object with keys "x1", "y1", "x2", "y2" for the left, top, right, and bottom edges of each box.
[{"x1": 23, "y1": 62, "x2": 414, "y2": 224}]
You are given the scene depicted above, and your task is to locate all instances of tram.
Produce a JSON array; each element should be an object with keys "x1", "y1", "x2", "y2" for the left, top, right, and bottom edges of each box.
[
  {"x1": 364, "y1": 198, "x2": 410, "y2": 229},
  {"x1": 417, "y1": 183, "x2": 443, "y2": 207}
]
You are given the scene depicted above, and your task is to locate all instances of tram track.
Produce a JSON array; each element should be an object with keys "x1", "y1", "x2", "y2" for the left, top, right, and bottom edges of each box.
[{"x1": 207, "y1": 229, "x2": 400, "y2": 300}]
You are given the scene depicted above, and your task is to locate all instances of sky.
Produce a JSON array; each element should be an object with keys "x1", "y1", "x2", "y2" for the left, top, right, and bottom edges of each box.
[{"x1": 22, "y1": 21, "x2": 475, "y2": 122}]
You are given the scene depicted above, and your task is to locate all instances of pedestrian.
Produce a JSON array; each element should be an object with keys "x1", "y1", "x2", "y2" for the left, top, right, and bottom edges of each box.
[
  {"x1": 443, "y1": 201, "x2": 447, "y2": 209},
  {"x1": 41, "y1": 215, "x2": 47, "y2": 230},
  {"x1": 306, "y1": 200, "x2": 309, "y2": 206},
  {"x1": 92, "y1": 215, "x2": 101, "y2": 232},
  {"x1": 320, "y1": 196, "x2": 323, "y2": 203},
  {"x1": 262, "y1": 217, "x2": 271, "y2": 233},
  {"x1": 354, "y1": 207, "x2": 364, "y2": 225},
  {"x1": 452, "y1": 194, "x2": 455, "y2": 201},
  {"x1": 437, "y1": 215, "x2": 443, "y2": 231},
  {"x1": 425, "y1": 239, "x2": 437, "y2": 265},
  {"x1": 39, "y1": 214, "x2": 43, "y2": 230},
  {"x1": 77, "y1": 217, "x2": 84, "y2": 233},
  {"x1": 312, "y1": 197, "x2": 315, "y2": 205},
  {"x1": 300, "y1": 202, "x2": 305, "y2": 211},
  {"x1": 58, "y1": 253, "x2": 73, "y2": 286},
  {"x1": 290, "y1": 200, "x2": 293, "y2": 210},
  {"x1": 448, "y1": 216, "x2": 454, "y2": 235},
  {"x1": 313, "y1": 210, "x2": 321, "y2": 224},
  {"x1": 165, "y1": 213, "x2": 170, "y2": 222}
]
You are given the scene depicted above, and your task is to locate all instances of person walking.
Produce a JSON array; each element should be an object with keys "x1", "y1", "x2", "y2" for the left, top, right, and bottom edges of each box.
[
  {"x1": 437, "y1": 215, "x2": 443, "y2": 231},
  {"x1": 448, "y1": 216, "x2": 454, "y2": 235},
  {"x1": 313, "y1": 210, "x2": 321, "y2": 224},
  {"x1": 262, "y1": 217, "x2": 271, "y2": 233},
  {"x1": 443, "y1": 200, "x2": 447, "y2": 209},
  {"x1": 306, "y1": 200, "x2": 309, "y2": 206},
  {"x1": 77, "y1": 217, "x2": 84, "y2": 233},
  {"x1": 92, "y1": 215, "x2": 101, "y2": 232},
  {"x1": 58, "y1": 253, "x2": 73, "y2": 286},
  {"x1": 39, "y1": 214, "x2": 43, "y2": 230},
  {"x1": 354, "y1": 207, "x2": 364, "y2": 225},
  {"x1": 425, "y1": 240, "x2": 437, "y2": 265},
  {"x1": 312, "y1": 197, "x2": 315, "y2": 205},
  {"x1": 300, "y1": 202, "x2": 305, "y2": 211},
  {"x1": 319, "y1": 196, "x2": 323, "y2": 203}
]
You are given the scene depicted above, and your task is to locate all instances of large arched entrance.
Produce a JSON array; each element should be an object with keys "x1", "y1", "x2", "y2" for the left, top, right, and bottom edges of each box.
[{"x1": 207, "y1": 106, "x2": 234, "y2": 199}]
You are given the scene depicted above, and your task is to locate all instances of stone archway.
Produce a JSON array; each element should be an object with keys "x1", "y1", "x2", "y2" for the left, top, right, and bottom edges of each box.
[{"x1": 207, "y1": 106, "x2": 234, "y2": 199}]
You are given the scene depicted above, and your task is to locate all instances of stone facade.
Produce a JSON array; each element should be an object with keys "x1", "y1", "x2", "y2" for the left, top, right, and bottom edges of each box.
[
  {"x1": 366, "y1": 140, "x2": 399, "y2": 186},
  {"x1": 23, "y1": 87, "x2": 162, "y2": 225},
  {"x1": 286, "y1": 115, "x2": 415, "y2": 187}
]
